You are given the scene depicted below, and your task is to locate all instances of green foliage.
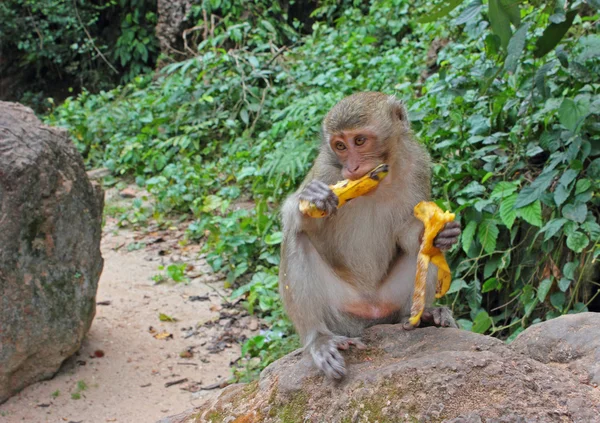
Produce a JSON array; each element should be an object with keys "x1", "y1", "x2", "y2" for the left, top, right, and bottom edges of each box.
[
  {"x1": 0, "y1": 0, "x2": 158, "y2": 110},
  {"x1": 48, "y1": 0, "x2": 600, "y2": 381}
]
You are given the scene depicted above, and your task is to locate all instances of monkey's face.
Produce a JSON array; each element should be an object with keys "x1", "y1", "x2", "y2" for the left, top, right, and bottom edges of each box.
[{"x1": 328, "y1": 128, "x2": 384, "y2": 180}]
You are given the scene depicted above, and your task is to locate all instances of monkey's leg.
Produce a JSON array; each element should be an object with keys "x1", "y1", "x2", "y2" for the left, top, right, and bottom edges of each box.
[
  {"x1": 279, "y1": 228, "x2": 365, "y2": 380},
  {"x1": 378, "y1": 249, "x2": 457, "y2": 330}
]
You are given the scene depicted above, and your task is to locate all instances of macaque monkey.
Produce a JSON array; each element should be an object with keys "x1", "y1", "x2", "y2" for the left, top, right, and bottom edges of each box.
[{"x1": 279, "y1": 92, "x2": 461, "y2": 380}]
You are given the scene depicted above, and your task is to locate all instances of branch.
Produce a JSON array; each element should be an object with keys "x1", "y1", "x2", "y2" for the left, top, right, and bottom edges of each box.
[{"x1": 72, "y1": 0, "x2": 118, "y2": 74}]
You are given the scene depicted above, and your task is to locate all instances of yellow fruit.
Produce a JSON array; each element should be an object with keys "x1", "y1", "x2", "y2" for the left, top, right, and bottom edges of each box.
[
  {"x1": 298, "y1": 164, "x2": 389, "y2": 218},
  {"x1": 409, "y1": 201, "x2": 456, "y2": 326}
]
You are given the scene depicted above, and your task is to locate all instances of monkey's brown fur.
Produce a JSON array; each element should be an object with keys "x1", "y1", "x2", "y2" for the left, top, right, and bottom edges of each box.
[{"x1": 279, "y1": 92, "x2": 459, "y2": 380}]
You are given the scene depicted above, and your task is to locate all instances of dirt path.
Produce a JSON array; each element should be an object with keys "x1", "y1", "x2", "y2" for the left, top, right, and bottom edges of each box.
[{"x1": 1, "y1": 190, "x2": 255, "y2": 423}]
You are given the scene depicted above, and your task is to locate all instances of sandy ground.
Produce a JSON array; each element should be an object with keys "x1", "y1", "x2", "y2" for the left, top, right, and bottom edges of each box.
[{"x1": 1, "y1": 189, "x2": 255, "y2": 423}]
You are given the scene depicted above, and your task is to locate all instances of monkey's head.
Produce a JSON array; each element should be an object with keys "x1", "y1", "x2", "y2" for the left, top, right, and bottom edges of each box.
[{"x1": 322, "y1": 92, "x2": 411, "y2": 180}]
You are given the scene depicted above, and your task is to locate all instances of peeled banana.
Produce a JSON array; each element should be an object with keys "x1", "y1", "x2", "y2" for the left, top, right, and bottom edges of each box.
[
  {"x1": 409, "y1": 201, "x2": 456, "y2": 326},
  {"x1": 298, "y1": 164, "x2": 389, "y2": 218}
]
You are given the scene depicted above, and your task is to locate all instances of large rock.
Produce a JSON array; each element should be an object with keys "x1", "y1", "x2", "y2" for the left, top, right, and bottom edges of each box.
[
  {"x1": 511, "y1": 312, "x2": 600, "y2": 387},
  {"x1": 160, "y1": 314, "x2": 600, "y2": 423},
  {"x1": 0, "y1": 101, "x2": 104, "y2": 404}
]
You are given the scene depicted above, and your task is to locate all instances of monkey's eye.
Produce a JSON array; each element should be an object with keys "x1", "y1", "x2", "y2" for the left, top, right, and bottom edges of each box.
[
  {"x1": 355, "y1": 136, "x2": 367, "y2": 146},
  {"x1": 335, "y1": 141, "x2": 346, "y2": 151}
]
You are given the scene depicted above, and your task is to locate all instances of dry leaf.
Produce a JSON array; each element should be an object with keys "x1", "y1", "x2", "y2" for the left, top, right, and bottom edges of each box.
[{"x1": 153, "y1": 331, "x2": 173, "y2": 340}]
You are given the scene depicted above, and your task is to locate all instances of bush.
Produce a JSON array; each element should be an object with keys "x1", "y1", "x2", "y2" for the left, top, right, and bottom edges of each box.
[{"x1": 0, "y1": 0, "x2": 158, "y2": 111}]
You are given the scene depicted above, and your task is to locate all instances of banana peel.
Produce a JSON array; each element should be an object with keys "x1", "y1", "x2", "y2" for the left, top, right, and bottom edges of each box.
[
  {"x1": 409, "y1": 201, "x2": 455, "y2": 326},
  {"x1": 299, "y1": 164, "x2": 389, "y2": 218}
]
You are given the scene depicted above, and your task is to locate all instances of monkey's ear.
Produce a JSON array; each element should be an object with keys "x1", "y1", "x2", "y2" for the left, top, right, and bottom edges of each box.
[{"x1": 388, "y1": 96, "x2": 411, "y2": 131}]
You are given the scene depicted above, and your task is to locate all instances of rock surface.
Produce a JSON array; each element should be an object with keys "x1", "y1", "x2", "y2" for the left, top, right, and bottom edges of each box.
[
  {"x1": 159, "y1": 314, "x2": 600, "y2": 423},
  {"x1": 0, "y1": 101, "x2": 104, "y2": 404},
  {"x1": 512, "y1": 312, "x2": 600, "y2": 387}
]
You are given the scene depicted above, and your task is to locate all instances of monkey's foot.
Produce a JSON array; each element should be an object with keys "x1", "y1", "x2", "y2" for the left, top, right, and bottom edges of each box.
[
  {"x1": 310, "y1": 336, "x2": 366, "y2": 380},
  {"x1": 402, "y1": 307, "x2": 457, "y2": 330}
]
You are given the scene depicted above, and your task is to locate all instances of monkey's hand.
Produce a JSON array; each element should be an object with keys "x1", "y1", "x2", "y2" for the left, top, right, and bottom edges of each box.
[
  {"x1": 433, "y1": 221, "x2": 461, "y2": 251},
  {"x1": 309, "y1": 335, "x2": 366, "y2": 380},
  {"x1": 299, "y1": 180, "x2": 339, "y2": 216}
]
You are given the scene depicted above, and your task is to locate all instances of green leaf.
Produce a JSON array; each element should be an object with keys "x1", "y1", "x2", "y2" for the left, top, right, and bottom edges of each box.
[
  {"x1": 534, "y1": 10, "x2": 577, "y2": 58},
  {"x1": 581, "y1": 221, "x2": 600, "y2": 240},
  {"x1": 558, "y1": 278, "x2": 572, "y2": 292},
  {"x1": 535, "y1": 61, "x2": 555, "y2": 98},
  {"x1": 159, "y1": 312, "x2": 176, "y2": 322},
  {"x1": 537, "y1": 278, "x2": 552, "y2": 302},
  {"x1": 447, "y1": 278, "x2": 469, "y2": 294},
  {"x1": 575, "y1": 179, "x2": 591, "y2": 195},
  {"x1": 490, "y1": 181, "x2": 518, "y2": 199},
  {"x1": 488, "y1": 0, "x2": 512, "y2": 49},
  {"x1": 563, "y1": 261, "x2": 578, "y2": 279},
  {"x1": 559, "y1": 98, "x2": 591, "y2": 133},
  {"x1": 504, "y1": 23, "x2": 532, "y2": 73},
  {"x1": 484, "y1": 256, "x2": 500, "y2": 278},
  {"x1": 550, "y1": 291, "x2": 566, "y2": 311},
  {"x1": 588, "y1": 158, "x2": 600, "y2": 179},
  {"x1": 472, "y1": 310, "x2": 492, "y2": 333},
  {"x1": 264, "y1": 231, "x2": 283, "y2": 245},
  {"x1": 554, "y1": 183, "x2": 571, "y2": 206},
  {"x1": 515, "y1": 170, "x2": 558, "y2": 208},
  {"x1": 559, "y1": 169, "x2": 578, "y2": 187},
  {"x1": 566, "y1": 231, "x2": 589, "y2": 253},
  {"x1": 462, "y1": 221, "x2": 478, "y2": 254},
  {"x1": 540, "y1": 218, "x2": 567, "y2": 241},
  {"x1": 417, "y1": 0, "x2": 463, "y2": 23},
  {"x1": 202, "y1": 195, "x2": 224, "y2": 212},
  {"x1": 482, "y1": 277, "x2": 499, "y2": 293},
  {"x1": 457, "y1": 319, "x2": 473, "y2": 331},
  {"x1": 516, "y1": 200, "x2": 543, "y2": 227},
  {"x1": 485, "y1": 33, "x2": 502, "y2": 56},
  {"x1": 562, "y1": 203, "x2": 587, "y2": 223},
  {"x1": 499, "y1": 193, "x2": 518, "y2": 229},
  {"x1": 240, "y1": 109, "x2": 249, "y2": 125},
  {"x1": 488, "y1": 0, "x2": 520, "y2": 49},
  {"x1": 454, "y1": 0, "x2": 483, "y2": 25},
  {"x1": 478, "y1": 220, "x2": 499, "y2": 254}
]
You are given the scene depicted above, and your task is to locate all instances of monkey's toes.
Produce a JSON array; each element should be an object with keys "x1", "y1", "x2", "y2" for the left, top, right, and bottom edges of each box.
[
  {"x1": 334, "y1": 336, "x2": 366, "y2": 350},
  {"x1": 422, "y1": 307, "x2": 457, "y2": 328}
]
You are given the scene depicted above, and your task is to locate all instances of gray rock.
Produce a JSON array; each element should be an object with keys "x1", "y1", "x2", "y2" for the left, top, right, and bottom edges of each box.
[
  {"x1": 511, "y1": 312, "x2": 600, "y2": 386},
  {"x1": 0, "y1": 101, "x2": 104, "y2": 404},
  {"x1": 159, "y1": 315, "x2": 600, "y2": 422}
]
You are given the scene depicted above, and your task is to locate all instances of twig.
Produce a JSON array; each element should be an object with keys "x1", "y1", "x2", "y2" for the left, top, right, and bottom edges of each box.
[
  {"x1": 183, "y1": 25, "x2": 205, "y2": 56},
  {"x1": 26, "y1": 7, "x2": 44, "y2": 49},
  {"x1": 165, "y1": 378, "x2": 188, "y2": 388},
  {"x1": 203, "y1": 9, "x2": 209, "y2": 40},
  {"x1": 177, "y1": 362, "x2": 198, "y2": 366},
  {"x1": 72, "y1": 0, "x2": 118, "y2": 74},
  {"x1": 200, "y1": 380, "x2": 230, "y2": 390}
]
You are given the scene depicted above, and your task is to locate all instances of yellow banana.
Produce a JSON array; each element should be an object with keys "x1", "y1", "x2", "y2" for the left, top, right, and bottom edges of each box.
[
  {"x1": 298, "y1": 164, "x2": 389, "y2": 218},
  {"x1": 409, "y1": 201, "x2": 455, "y2": 326}
]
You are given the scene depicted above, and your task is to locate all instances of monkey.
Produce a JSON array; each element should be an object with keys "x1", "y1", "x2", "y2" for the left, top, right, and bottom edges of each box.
[{"x1": 278, "y1": 92, "x2": 462, "y2": 380}]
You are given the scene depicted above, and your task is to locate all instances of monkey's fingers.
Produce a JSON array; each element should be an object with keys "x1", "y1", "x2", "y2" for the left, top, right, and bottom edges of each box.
[{"x1": 433, "y1": 224, "x2": 461, "y2": 250}]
